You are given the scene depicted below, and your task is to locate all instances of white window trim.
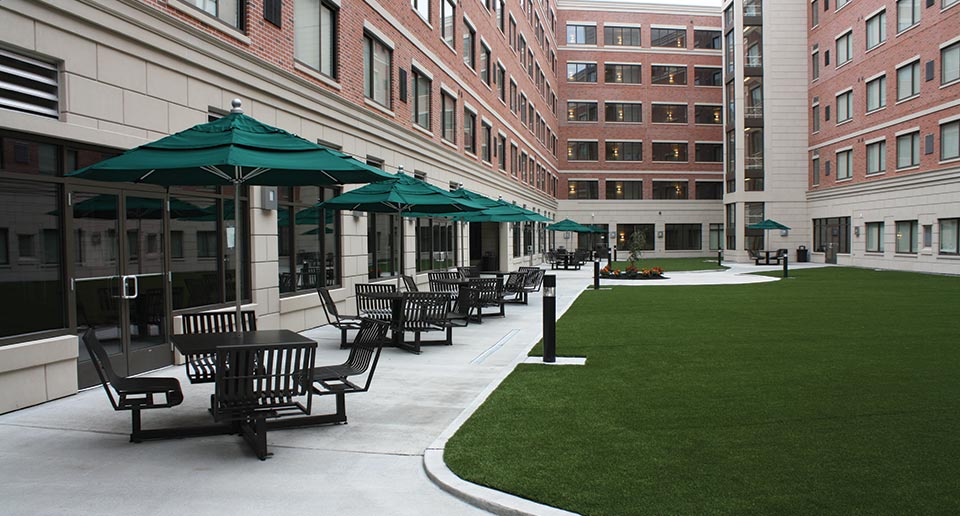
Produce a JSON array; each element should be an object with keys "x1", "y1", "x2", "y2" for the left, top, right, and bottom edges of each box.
[
  {"x1": 895, "y1": 55, "x2": 921, "y2": 70},
  {"x1": 834, "y1": 28, "x2": 854, "y2": 41},
  {"x1": 566, "y1": 21, "x2": 598, "y2": 26},
  {"x1": 835, "y1": 86, "x2": 854, "y2": 97},
  {"x1": 695, "y1": 140, "x2": 724, "y2": 144},
  {"x1": 865, "y1": 6, "x2": 887, "y2": 19},
  {"x1": 894, "y1": 126, "x2": 920, "y2": 137},
  {"x1": 693, "y1": 26, "x2": 722, "y2": 31},
  {"x1": 939, "y1": 113, "x2": 960, "y2": 125},
  {"x1": 606, "y1": 139, "x2": 645, "y2": 143},
  {"x1": 651, "y1": 140, "x2": 688, "y2": 144},
  {"x1": 603, "y1": 61, "x2": 643, "y2": 66},
  {"x1": 864, "y1": 135, "x2": 887, "y2": 145},
  {"x1": 940, "y1": 34, "x2": 960, "y2": 49},
  {"x1": 567, "y1": 99, "x2": 600, "y2": 104},
  {"x1": 567, "y1": 61, "x2": 598, "y2": 66},
  {"x1": 836, "y1": 145, "x2": 854, "y2": 153},
  {"x1": 865, "y1": 70, "x2": 887, "y2": 83},
  {"x1": 651, "y1": 63, "x2": 689, "y2": 68},
  {"x1": 463, "y1": 13, "x2": 475, "y2": 31},
  {"x1": 440, "y1": 83, "x2": 458, "y2": 98},
  {"x1": 606, "y1": 22, "x2": 643, "y2": 28},
  {"x1": 411, "y1": 60, "x2": 434, "y2": 80},
  {"x1": 650, "y1": 24, "x2": 686, "y2": 30},
  {"x1": 364, "y1": 21, "x2": 396, "y2": 49},
  {"x1": 167, "y1": 0, "x2": 252, "y2": 44},
  {"x1": 463, "y1": 102, "x2": 478, "y2": 114},
  {"x1": 294, "y1": 61, "x2": 342, "y2": 90}
]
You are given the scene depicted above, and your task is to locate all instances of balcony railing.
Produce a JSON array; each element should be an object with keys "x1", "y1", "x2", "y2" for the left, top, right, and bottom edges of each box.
[
  {"x1": 745, "y1": 105, "x2": 764, "y2": 119},
  {"x1": 745, "y1": 156, "x2": 764, "y2": 170},
  {"x1": 744, "y1": 55, "x2": 762, "y2": 68},
  {"x1": 744, "y1": 4, "x2": 762, "y2": 17}
]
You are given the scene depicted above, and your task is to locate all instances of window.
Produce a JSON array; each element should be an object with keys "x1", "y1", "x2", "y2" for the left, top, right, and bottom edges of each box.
[
  {"x1": 605, "y1": 102, "x2": 642, "y2": 123},
  {"x1": 567, "y1": 24, "x2": 597, "y2": 44},
  {"x1": 836, "y1": 149, "x2": 852, "y2": 179},
  {"x1": 897, "y1": 131, "x2": 920, "y2": 168},
  {"x1": 412, "y1": 69, "x2": 431, "y2": 130},
  {"x1": 812, "y1": 103, "x2": 821, "y2": 132},
  {"x1": 278, "y1": 186, "x2": 341, "y2": 293},
  {"x1": 652, "y1": 181, "x2": 688, "y2": 199},
  {"x1": 480, "y1": 43, "x2": 491, "y2": 85},
  {"x1": 696, "y1": 182, "x2": 724, "y2": 200},
  {"x1": 725, "y1": 204, "x2": 737, "y2": 250},
  {"x1": 512, "y1": 221, "x2": 521, "y2": 257},
  {"x1": 940, "y1": 218, "x2": 959, "y2": 255},
  {"x1": 811, "y1": 0, "x2": 819, "y2": 27},
  {"x1": 695, "y1": 143, "x2": 723, "y2": 162},
  {"x1": 812, "y1": 49, "x2": 820, "y2": 80},
  {"x1": 813, "y1": 217, "x2": 851, "y2": 254},
  {"x1": 695, "y1": 105, "x2": 722, "y2": 125},
  {"x1": 866, "y1": 222, "x2": 884, "y2": 252},
  {"x1": 693, "y1": 30, "x2": 721, "y2": 50},
  {"x1": 416, "y1": 217, "x2": 456, "y2": 272},
  {"x1": 812, "y1": 153, "x2": 821, "y2": 185},
  {"x1": 367, "y1": 212, "x2": 398, "y2": 279},
  {"x1": 866, "y1": 11, "x2": 886, "y2": 50},
  {"x1": 942, "y1": 120, "x2": 960, "y2": 161},
  {"x1": 896, "y1": 0, "x2": 920, "y2": 33},
  {"x1": 463, "y1": 22, "x2": 475, "y2": 68},
  {"x1": 498, "y1": 0, "x2": 505, "y2": 32},
  {"x1": 866, "y1": 75, "x2": 886, "y2": 112},
  {"x1": 694, "y1": 67, "x2": 722, "y2": 86},
  {"x1": 604, "y1": 26, "x2": 641, "y2": 46},
  {"x1": 412, "y1": 0, "x2": 429, "y2": 21},
  {"x1": 363, "y1": 33, "x2": 391, "y2": 108},
  {"x1": 0, "y1": 180, "x2": 64, "y2": 338},
  {"x1": 867, "y1": 140, "x2": 886, "y2": 174},
  {"x1": 605, "y1": 141, "x2": 642, "y2": 161},
  {"x1": 606, "y1": 180, "x2": 642, "y2": 200},
  {"x1": 509, "y1": 80, "x2": 517, "y2": 112},
  {"x1": 463, "y1": 109, "x2": 476, "y2": 154},
  {"x1": 604, "y1": 64, "x2": 642, "y2": 84},
  {"x1": 567, "y1": 141, "x2": 598, "y2": 161},
  {"x1": 651, "y1": 65, "x2": 687, "y2": 85},
  {"x1": 651, "y1": 27, "x2": 685, "y2": 48},
  {"x1": 943, "y1": 42, "x2": 960, "y2": 85},
  {"x1": 567, "y1": 102, "x2": 598, "y2": 122},
  {"x1": 836, "y1": 91, "x2": 852, "y2": 123},
  {"x1": 652, "y1": 143, "x2": 688, "y2": 162},
  {"x1": 186, "y1": 0, "x2": 244, "y2": 29},
  {"x1": 666, "y1": 224, "x2": 702, "y2": 250},
  {"x1": 498, "y1": 134, "x2": 507, "y2": 170},
  {"x1": 441, "y1": 0, "x2": 456, "y2": 47},
  {"x1": 895, "y1": 220, "x2": 918, "y2": 253},
  {"x1": 567, "y1": 63, "x2": 597, "y2": 82},
  {"x1": 709, "y1": 223, "x2": 724, "y2": 250},
  {"x1": 441, "y1": 92, "x2": 455, "y2": 143},
  {"x1": 480, "y1": 122, "x2": 492, "y2": 162},
  {"x1": 744, "y1": 202, "x2": 765, "y2": 250},
  {"x1": 897, "y1": 61, "x2": 920, "y2": 100},
  {"x1": 496, "y1": 64, "x2": 506, "y2": 101},
  {"x1": 294, "y1": 0, "x2": 338, "y2": 78},
  {"x1": 651, "y1": 104, "x2": 687, "y2": 123},
  {"x1": 617, "y1": 224, "x2": 655, "y2": 250},
  {"x1": 567, "y1": 180, "x2": 599, "y2": 199},
  {"x1": 836, "y1": 32, "x2": 852, "y2": 66},
  {"x1": 945, "y1": 0, "x2": 960, "y2": 9}
]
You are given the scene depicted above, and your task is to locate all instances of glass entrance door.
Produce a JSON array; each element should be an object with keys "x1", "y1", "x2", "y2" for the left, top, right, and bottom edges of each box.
[{"x1": 74, "y1": 190, "x2": 170, "y2": 387}]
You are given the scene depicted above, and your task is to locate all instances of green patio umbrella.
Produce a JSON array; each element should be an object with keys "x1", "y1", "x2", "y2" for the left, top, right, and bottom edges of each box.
[
  {"x1": 453, "y1": 199, "x2": 552, "y2": 223},
  {"x1": 746, "y1": 219, "x2": 791, "y2": 249},
  {"x1": 318, "y1": 171, "x2": 486, "y2": 286},
  {"x1": 546, "y1": 218, "x2": 597, "y2": 233},
  {"x1": 68, "y1": 99, "x2": 393, "y2": 323}
]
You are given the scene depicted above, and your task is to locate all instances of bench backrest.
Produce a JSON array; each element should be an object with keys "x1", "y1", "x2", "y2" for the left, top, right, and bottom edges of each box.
[
  {"x1": 214, "y1": 340, "x2": 316, "y2": 420},
  {"x1": 81, "y1": 329, "x2": 123, "y2": 410},
  {"x1": 317, "y1": 287, "x2": 345, "y2": 325},
  {"x1": 401, "y1": 275, "x2": 419, "y2": 292},
  {"x1": 355, "y1": 283, "x2": 396, "y2": 314},
  {"x1": 428, "y1": 272, "x2": 461, "y2": 295},
  {"x1": 181, "y1": 311, "x2": 257, "y2": 334},
  {"x1": 457, "y1": 266, "x2": 480, "y2": 278},
  {"x1": 399, "y1": 292, "x2": 450, "y2": 331},
  {"x1": 469, "y1": 277, "x2": 503, "y2": 304}
]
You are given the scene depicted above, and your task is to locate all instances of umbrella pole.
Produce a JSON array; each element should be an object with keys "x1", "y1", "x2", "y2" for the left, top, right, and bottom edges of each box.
[
  {"x1": 234, "y1": 176, "x2": 243, "y2": 329},
  {"x1": 396, "y1": 206, "x2": 403, "y2": 290}
]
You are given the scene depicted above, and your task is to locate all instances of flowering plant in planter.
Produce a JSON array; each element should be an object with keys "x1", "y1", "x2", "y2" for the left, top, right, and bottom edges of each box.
[{"x1": 598, "y1": 264, "x2": 665, "y2": 279}]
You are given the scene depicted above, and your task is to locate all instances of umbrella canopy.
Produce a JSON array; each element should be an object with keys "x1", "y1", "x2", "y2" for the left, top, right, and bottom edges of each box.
[
  {"x1": 454, "y1": 200, "x2": 552, "y2": 223},
  {"x1": 546, "y1": 218, "x2": 596, "y2": 233},
  {"x1": 67, "y1": 100, "x2": 393, "y2": 323},
  {"x1": 318, "y1": 172, "x2": 486, "y2": 287},
  {"x1": 746, "y1": 219, "x2": 791, "y2": 231},
  {"x1": 318, "y1": 172, "x2": 487, "y2": 215}
]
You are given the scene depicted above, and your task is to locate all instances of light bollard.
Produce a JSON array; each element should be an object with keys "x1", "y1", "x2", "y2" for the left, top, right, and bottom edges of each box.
[
  {"x1": 543, "y1": 274, "x2": 556, "y2": 363},
  {"x1": 783, "y1": 256, "x2": 789, "y2": 278},
  {"x1": 594, "y1": 260, "x2": 600, "y2": 290},
  {"x1": 718, "y1": 249, "x2": 722, "y2": 267}
]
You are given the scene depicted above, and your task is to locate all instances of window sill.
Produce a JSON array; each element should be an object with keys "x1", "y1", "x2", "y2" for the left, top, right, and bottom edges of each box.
[
  {"x1": 606, "y1": 121, "x2": 643, "y2": 124},
  {"x1": 865, "y1": 41, "x2": 886, "y2": 54},
  {"x1": 294, "y1": 61, "x2": 342, "y2": 90},
  {"x1": 364, "y1": 98, "x2": 396, "y2": 117},
  {"x1": 441, "y1": 138, "x2": 457, "y2": 150},
  {"x1": 865, "y1": 170, "x2": 886, "y2": 177},
  {"x1": 651, "y1": 84, "x2": 689, "y2": 87},
  {"x1": 939, "y1": 156, "x2": 960, "y2": 165},
  {"x1": 865, "y1": 106, "x2": 886, "y2": 116},
  {"x1": 566, "y1": 120, "x2": 599, "y2": 124},
  {"x1": 896, "y1": 165, "x2": 920, "y2": 172},
  {"x1": 895, "y1": 94, "x2": 920, "y2": 105},
  {"x1": 166, "y1": 0, "x2": 251, "y2": 44},
  {"x1": 836, "y1": 60, "x2": 853, "y2": 70},
  {"x1": 836, "y1": 177, "x2": 853, "y2": 183},
  {"x1": 837, "y1": 119, "x2": 853, "y2": 126},
  {"x1": 895, "y1": 23, "x2": 920, "y2": 38},
  {"x1": 937, "y1": 254, "x2": 960, "y2": 260},
  {"x1": 412, "y1": 124, "x2": 434, "y2": 137},
  {"x1": 464, "y1": 150, "x2": 477, "y2": 159},
  {"x1": 941, "y1": 78, "x2": 960, "y2": 89},
  {"x1": 651, "y1": 160, "x2": 689, "y2": 163},
  {"x1": 695, "y1": 123, "x2": 723, "y2": 127},
  {"x1": 894, "y1": 253, "x2": 918, "y2": 258}
]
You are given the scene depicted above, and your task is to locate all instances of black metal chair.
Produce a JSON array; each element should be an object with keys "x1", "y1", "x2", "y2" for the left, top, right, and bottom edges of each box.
[
  {"x1": 355, "y1": 283, "x2": 396, "y2": 321},
  {"x1": 520, "y1": 268, "x2": 545, "y2": 301},
  {"x1": 501, "y1": 271, "x2": 528, "y2": 304},
  {"x1": 179, "y1": 310, "x2": 257, "y2": 383},
  {"x1": 81, "y1": 328, "x2": 184, "y2": 442},
  {"x1": 212, "y1": 340, "x2": 316, "y2": 460},
  {"x1": 468, "y1": 277, "x2": 505, "y2": 322},
  {"x1": 457, "y1": 265, "x2": 480, "y2": 278},
  {"x1": 398, "y1": 291, "x2": 453, "y2": 353},
  {"x1": 317, "y1": 287, "x2": 365, "y2": 349},
  {"x1": 304, "y1": 318, "x2": 390, "y2": 421},
  {"x1": 401, "y1": 274, "x2": 420, "y2": 292},
  {"x1": 428, "y1": 271, "x2": 462, "y2": 299}
]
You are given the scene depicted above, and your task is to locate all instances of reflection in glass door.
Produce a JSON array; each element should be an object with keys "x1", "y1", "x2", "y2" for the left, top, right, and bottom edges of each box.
[{"x1": 74, "y1": 191, "x2": 171, "y2": 386}]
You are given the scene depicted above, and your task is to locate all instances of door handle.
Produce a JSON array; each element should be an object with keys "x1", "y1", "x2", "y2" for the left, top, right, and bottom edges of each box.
[{"x1": 121, "y1": 275, "x2": 139, "y2": 299}]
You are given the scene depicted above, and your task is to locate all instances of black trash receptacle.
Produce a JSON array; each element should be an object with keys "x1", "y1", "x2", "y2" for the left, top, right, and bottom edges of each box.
[
  {"x1": 796, "y1": 246, "x2": 808, "y2": 263},
  {"x1": 481, "y1": 252, "x2": 496, "y2": 271}
]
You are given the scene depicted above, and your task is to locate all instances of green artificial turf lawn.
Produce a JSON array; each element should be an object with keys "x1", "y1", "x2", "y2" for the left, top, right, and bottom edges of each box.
[
  {"x1": 445, "y1": 268, "x2": 960, "y2": 516},
  {"x1": 609, "y1": 256, "x2": 727, "y2": 271}
]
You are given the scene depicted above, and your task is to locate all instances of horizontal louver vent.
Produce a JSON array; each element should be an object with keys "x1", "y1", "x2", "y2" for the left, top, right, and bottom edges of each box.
[{"x1": 0, "y1": 48, "x2": 59, "y2": 119}]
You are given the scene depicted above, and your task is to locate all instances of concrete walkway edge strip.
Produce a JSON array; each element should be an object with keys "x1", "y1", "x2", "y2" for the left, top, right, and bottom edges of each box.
[{"x1": 423, "y1": 280, "x2": 587, "y2": 516}]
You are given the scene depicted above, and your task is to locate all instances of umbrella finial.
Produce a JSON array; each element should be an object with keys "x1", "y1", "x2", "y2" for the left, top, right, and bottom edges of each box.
[
  {"x1": 230, "y1": 99, "x2": 243, "y2": 113},
  {"x1": 458, "y1": 182, "x2": 463, "y2": 189},
  {"x1": 397, "y1": 164, "x2": 404, "y2": 174}
]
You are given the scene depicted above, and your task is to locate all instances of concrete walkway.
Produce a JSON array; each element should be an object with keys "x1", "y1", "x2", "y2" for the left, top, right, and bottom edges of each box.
[{"x1": 0, "y1": 261, "x2": 825, "y2": 515}]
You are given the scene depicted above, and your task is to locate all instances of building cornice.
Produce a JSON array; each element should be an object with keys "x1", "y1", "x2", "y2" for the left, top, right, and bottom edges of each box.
[{"x1": 556, "y1": 0, "x2": 721, "y2": 17}]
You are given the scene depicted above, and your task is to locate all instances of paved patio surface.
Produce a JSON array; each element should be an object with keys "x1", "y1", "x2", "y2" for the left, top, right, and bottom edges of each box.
[{"x1": 0, "y1": 260, "x2": 826, "y2": 515}]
